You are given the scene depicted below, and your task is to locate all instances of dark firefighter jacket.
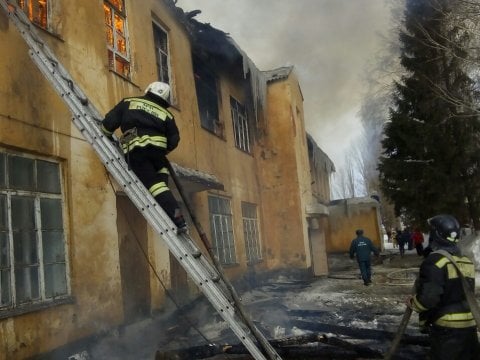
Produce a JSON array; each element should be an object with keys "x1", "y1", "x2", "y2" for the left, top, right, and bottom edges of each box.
[
  {"x1": 101, "y1": 94, "x2": 180, "y2": 154},
  {"x1": 411, "y1": 246, "x2": 476, "y2": 329},
  {"x1": 349, "y1": 236, "x2": 379, "y2": 262}
]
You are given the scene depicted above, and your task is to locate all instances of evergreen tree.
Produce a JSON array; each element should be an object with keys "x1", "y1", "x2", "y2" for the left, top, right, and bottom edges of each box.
[{"x1": 378, "y1": 0, "x2": 480, "y2": 229}]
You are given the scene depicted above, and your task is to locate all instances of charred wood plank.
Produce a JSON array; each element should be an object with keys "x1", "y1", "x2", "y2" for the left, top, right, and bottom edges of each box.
[
  {"x1": 289, "y1": 319, "x2": 428, "y2": 346},
  {"x1": 156, "y1": 333, "x2": 384, "y2": 359}
]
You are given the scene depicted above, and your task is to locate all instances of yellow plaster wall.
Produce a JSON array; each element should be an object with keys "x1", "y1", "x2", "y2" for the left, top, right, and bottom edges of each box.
[
  {"x1": 327, "y1": 202, "x2": 382, "y2": 253},
  {"x1": 255, "y1": 75, "x2": 311, "y2": 271},
  {"x1": 0, "y1": 1, "x2": 194, "y2": 358},
  {"x1": 0, "y1": 0, "x2": 328, "y2": 357}
]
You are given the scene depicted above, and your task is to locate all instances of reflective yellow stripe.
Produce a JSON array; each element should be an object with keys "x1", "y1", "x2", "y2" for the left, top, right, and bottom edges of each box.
[
  {"x1": 435, "y1": 312, "x2": 475, "y2": 328},
  {"x1": 125, "y1": 98, "x2": 171, "y2": 120},
  {"x1": 158, "y1": 167, "x2": 169, "y2": 175},
  {"x1": 121, "y1": 135, "x2": 167, "y2": 153},
  {"x1": 149, "y1": 182, "x2": 169, "y2": 197},
  {"x1": 435, "y1": 255, "x2": 475, "y2": 279},
  {"x1": 101, "y1": 125, "x2": 113, "y2": 135},
  {"x1": 435, "y1": 255, "x2": 471, "y2": 268},
  {"x1": 412, "y1": 296, "x2": 428, "y2": 312}
]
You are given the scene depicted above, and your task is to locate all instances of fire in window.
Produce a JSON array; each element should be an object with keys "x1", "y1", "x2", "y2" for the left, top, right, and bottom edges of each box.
[
  {"x1": 17, "y1": 0, "x2": 48, "y2": 29},
  {"x1": 104, "y1": 0, "x2": 130, "y2": 78}
]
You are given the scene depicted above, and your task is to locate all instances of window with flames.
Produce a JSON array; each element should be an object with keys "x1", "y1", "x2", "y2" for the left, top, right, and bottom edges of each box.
[
  {"x1": 17, "y1": 0, "x2": 48, "y2": 29},
  {"x1": 104, "y1": 0, "x2": 130, "y2": 78}
]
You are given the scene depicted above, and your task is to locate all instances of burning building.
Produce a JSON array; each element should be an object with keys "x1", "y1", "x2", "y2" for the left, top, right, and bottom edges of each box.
[{"x1": 0, "y1": 0, "x2": 339, "y2": 358}]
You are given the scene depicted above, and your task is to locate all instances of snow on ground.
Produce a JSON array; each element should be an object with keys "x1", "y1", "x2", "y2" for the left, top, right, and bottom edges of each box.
[{"x1": 86, "y1": 245, "x2": 480, "y2": 359}]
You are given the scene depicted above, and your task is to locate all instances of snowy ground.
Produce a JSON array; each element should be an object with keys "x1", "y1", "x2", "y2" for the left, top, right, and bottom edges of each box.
[
  {"x1": 80, "y1": 242, "x2": 480, "y2": 360},
  {"x1": 82, "y1": 247, "x2": 428, "y2": 359}
]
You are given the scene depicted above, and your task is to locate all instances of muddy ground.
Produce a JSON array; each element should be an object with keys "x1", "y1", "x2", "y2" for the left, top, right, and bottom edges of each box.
[{"x1": 85, "y1": 248, "x2": 442, "y2": 360}]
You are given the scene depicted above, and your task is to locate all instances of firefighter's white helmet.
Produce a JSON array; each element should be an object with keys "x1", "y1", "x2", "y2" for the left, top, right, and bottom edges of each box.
[{"x1": 145, "y1": 81, "x2": 170, "y2": 103}]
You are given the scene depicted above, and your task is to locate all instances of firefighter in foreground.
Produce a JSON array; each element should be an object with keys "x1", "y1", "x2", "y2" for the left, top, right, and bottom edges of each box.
[
  {"x1": 406, "y1": 214, "x2": 479, "y2": 359},
  {"x1": 101, "y1": 81, "x2": 187, "y2": 233}
]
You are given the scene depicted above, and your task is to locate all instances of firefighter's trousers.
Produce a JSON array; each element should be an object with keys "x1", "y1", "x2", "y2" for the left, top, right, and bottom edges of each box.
[{"x1": 126, "y1": 146, "x2": 179, "y2": 221}]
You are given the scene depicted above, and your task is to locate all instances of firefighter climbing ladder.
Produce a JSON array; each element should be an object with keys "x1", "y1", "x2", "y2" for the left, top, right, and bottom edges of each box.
[{"x1": 0, "y1": 2, "x2": 281, "y2": 359}]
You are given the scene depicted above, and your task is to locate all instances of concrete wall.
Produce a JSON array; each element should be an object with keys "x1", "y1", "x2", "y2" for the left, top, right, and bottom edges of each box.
[{"x1": 327, "y1": 198, "x2": 382, "y2": 253}]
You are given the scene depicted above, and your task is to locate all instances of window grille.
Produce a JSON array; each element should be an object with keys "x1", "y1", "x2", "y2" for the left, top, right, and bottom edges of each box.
[
  {"x1": 104, "y1": 0, "x2": 130, "y2": 78},
  {"x1": 208, "y1": 196, "x2": 236, "y2": 265},
  {"x1": 242, "y1": 202, "x2": 262, "y2": 262},
  {"x1": 0, "y1": 151, "x2": 69, "y2": 309},
  {"x1": 230, "y1": 97, "x2": 251, "y2": 153}
]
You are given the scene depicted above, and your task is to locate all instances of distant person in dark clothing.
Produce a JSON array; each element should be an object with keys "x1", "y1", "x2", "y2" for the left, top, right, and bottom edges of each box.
[
  {"x1": 404, "y1": 227, "x2": 413, "y2": 250},
  {"x1": 397, "y1": 229, "x2": 406, "y2": 257},
  {"x1": 349, "y1": 229, "x2": 380, "y2": 286},
  {"x1": 398, "y1": 229, "x2": 412, "y2": 257}
]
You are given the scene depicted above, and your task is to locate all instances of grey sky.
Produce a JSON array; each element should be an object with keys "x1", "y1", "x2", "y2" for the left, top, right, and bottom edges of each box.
[{"x1": 177, "y1": 0, "x2": 394, "y2": 169}]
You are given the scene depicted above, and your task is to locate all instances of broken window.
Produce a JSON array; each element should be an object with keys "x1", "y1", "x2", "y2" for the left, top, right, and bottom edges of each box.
[
  {"x1": 17, "y1": 0, "x2": 48, "y2": 29},
  {"x1": 0, "y1": 151, "x2": 68, "y2": 309},
  {"x1": 230, "y1": 97, "x2": 251, "y2": 153},
  {"x1": 242, "y1": 202, "x2": 262, "y2": 263},
  {"x1": 104, "y1": 0, "x2": 130, "y2": 78},
  {"x1": 208, "y1": 195, "x2": 236, "y2": 265},
  {"x1": 193, "y1": 57, "x2": 223, "y2": 137},
  {"x1": 152, "y1": 23, "x2": 171, "y2": 94}
]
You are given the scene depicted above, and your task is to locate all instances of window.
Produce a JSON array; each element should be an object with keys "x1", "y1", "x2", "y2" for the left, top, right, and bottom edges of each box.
[
  {"x1": 17, "y1": 0, "x2": 48, "y2": 29},
  {"x1": 208, "y1": 196, "x2": 236, "y2": 265},
  {"x1": 104, "y1": 0, "x2": 130, "y2": 78},
  {"x1": 193, "y1": 57, "x2": 223, "y2": 137},
  {"x1": 230, "y1": 97, "x2": 251, "y2": 153},
  {"x1": 242, "y1": 202, "x2": 262, "y2": 263},
  {"x1": 152, "y1": 23, "x2": 170, "y2": 86},
  {"x1": 0, "y1": 151, "x2": 68, "y2": 309}
]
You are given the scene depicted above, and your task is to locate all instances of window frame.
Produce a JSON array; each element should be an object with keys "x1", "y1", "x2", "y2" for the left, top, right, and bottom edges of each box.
[
  {"x1": 0, "y1": 150, "x2": 71, "y2": 315},
  {"x1": 241, "y1": 202, "x2": 262, "y2": 263},
  {"x1": 17, "y1": 0, "x2": 49, "y2": 30},
  {"x1": 104, "y1": 0, "x2": 131, "y2": 79},
  {"x1": 152, "y1": 23, "x2": 171, "y2": 84},
  {"x1": 152, "y1": 21, "x2": 173, "y2": 104},
  {"x1": 193, "y1": 56, "x2": 223, "y2": 138},
  {"x1": 230, "y1": 96, "x2": 251, "y2": 153},
  {"x1": 208, "y1": 195, "x2": 236, "y2": 265}
]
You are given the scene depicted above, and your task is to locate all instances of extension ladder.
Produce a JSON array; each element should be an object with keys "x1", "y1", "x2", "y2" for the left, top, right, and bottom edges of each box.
[{"x1": 0, "y1": 1, "x2": 281, "y2": 359}]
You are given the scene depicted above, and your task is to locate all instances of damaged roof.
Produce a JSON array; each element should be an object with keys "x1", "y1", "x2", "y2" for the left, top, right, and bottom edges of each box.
[
  {"x1": 307, "y1": 133, "x2": 336, "y2": 173},
  {"x1": 263, "y1": 66, "x2": 294, "y2": 83},
  {"x1": 162, "y1": 0, "x2": 267, "y2": 125}
]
